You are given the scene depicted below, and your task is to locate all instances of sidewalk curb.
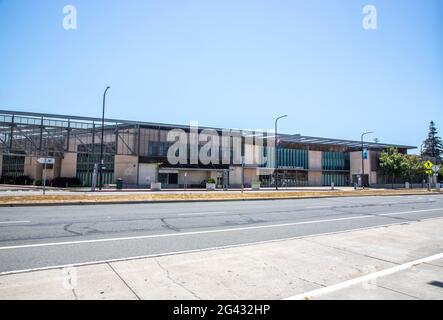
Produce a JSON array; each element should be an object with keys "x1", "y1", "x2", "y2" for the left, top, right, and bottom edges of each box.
[{"x1": 0, "y1": 192, "x2": 440, "y2": 208}]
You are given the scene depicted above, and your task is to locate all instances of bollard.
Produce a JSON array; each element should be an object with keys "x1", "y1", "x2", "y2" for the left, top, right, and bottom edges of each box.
[{"x1": 331, "y1": 182, "x2": 335, "y2": 191}]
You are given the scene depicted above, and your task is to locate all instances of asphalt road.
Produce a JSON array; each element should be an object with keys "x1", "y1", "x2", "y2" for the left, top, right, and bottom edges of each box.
[{"x1": 0, "y1": 194, "x2": 443, "y2": 274}]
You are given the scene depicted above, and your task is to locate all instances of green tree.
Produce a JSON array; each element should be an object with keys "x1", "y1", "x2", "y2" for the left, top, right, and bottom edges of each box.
[
  {"x1": 379, "y1": 147, "x2": 408, "y2": 188},
  {"x1": 422, "y1": 121, "x2": 443, "y2": 163},
  {"x1": 403, "y1": 154, "x2": 425, "y2": 183}
]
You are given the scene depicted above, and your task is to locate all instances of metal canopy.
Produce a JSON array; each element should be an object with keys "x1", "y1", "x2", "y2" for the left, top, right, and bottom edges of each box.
[
  {"x1": 0, "y1": 110, "x2": 416, "y2": 157},
  {"x1": 278, "y1": 133, "x2": 415, "y2": 150}
]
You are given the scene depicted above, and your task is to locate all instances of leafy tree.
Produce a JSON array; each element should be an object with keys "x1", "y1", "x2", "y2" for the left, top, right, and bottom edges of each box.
[
  {"x1": 379, "y1": 147, "x2": 408, "y2": 188},
  {"x1": 403, "y1": 155, "x2": 425, "y2": 183},
  {"x1": 422, "y1": 121, "x2": 443, "y2": 163}
]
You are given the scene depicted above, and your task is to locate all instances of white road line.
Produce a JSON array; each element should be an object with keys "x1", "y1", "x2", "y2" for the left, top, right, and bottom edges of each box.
[
  {"x1": 0, "y1": 208, "x2": 441, "y2": 251},
  {"x1": 0, "y1": 221, "x2": 30, "y2": 225},
  {"x1": 284, "y1": 252, "x2": 443, "y2": 300},
  {"x1": 1, "y1": 218, "x2": 439, "y2": 277},
  {"x1": 177, "y1": 211, "x2": 227, "y2": 216}
]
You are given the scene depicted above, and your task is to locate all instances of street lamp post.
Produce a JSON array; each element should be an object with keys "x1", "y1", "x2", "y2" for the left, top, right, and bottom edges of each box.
[
  {"x1": 99, "y1": 86, "x2": 111, "y2": 191},
  {"x1": 361, "y1": 131, "x2": 374, "y2": 189},
  {"x1": 275, "y1": 115, "x2": 288, "y2": 190}
]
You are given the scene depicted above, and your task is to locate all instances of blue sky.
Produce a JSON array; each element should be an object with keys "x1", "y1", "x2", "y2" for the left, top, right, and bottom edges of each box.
[{"x1": 0, "y1": 0, "x2": 442, "y2": 152}]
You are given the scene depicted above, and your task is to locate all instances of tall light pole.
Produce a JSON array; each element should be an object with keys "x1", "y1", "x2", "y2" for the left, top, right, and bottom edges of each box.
[
  {"x1": 275, "y1": 115, "x2": 288, "y2": 190},
  {"x1": 99, "y1": 86, "x2": 111, "y2": 191},
  {"x1": 361, "y1": 131, "x2": 374, "y2": 189}
]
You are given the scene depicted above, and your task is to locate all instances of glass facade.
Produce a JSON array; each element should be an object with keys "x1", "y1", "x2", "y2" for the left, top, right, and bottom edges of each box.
[
  {"x1": 322, "y1": 151, "x2": 350, "y2": 186},
  {"x1": 261, "y1": 147, "x2": 308, "y2": 169},
  {"x1": 278, "y1": 148, "x2": 308, "y2": 169},
  {"x1": 1, "y1": 155, "x2": 25, "y2": 177},
  {"x1": 259, "y1": 148, "x2": 309, "y2": 187},
  {"x1": 76, "y1": 144, "x2": 115, "y2": 187},
  {"x1": 260, "y1": 171, "x2": 308, "y2": 187},
  {"x1": 322, "y1": 173, "x2": 350, "y2": 186},
  {"x1": 322, "y1": 151, "x2": 350, "y2": 171}
]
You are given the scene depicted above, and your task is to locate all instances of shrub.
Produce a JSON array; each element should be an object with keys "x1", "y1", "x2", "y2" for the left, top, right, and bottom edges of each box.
[
  {"x1": 51, "y1": 177, "x2": 82, "y2": 188},
  {"x1": 207, "y1": 178, "x2": 216, "y2": 184},
  {"x1": 33, "y1": 179, "x2": 50, "y2": 186},
  {"x1": 0, "y1": 176, "x2": 32, "y2": 185}
]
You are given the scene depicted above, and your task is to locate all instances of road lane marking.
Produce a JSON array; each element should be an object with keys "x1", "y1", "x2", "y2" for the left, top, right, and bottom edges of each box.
[
  {"x1": 1, "y1": 218, "x2": 440, "y2": 276},
  {"x1": 284, "y1": 252, "x2": 443, "y2": 300},
  {"x1": 0, "y1": 208, "x2": 441, "y2": 251},
  {"x1": 0, "y1": 221, "x2": 30, "y2": 225}
]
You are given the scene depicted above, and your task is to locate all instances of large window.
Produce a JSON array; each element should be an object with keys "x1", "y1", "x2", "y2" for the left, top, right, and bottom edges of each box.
[
  {"x1": 260, "y1": 171, "x2": 308, "y2": 187},
  {"x1": 158, "y1": 173, "x2": 178, "y2": 186},
  {"x1": 322, "y1": 152, "x2": 350, "y2": 171},
  {"x1": 322, "y1": 173, "x2": 350, "y2": 186},
  {"x1": 76, "y1": 144, "x2": 115, "y2": 187},
  {"x1": 261, "y1": 148, "x2": 308, "y2": 169},
  {"x1": 1, "y1": 155, "x2": 25, "y2": 178}
]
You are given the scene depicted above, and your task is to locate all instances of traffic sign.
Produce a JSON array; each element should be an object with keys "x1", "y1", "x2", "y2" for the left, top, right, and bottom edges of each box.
[
  {"x1": 432, "y1": 165, "x2": 441, "y2": 173},
  {"x1": 424, "y1": 160, "x2": 433, "y2": 170},
  {"x1": 37, "y1": 158, "x2": 55, "y2": 165},
  {"x1": 426, "y1": 169, "x2": 433, "y2": 175}
]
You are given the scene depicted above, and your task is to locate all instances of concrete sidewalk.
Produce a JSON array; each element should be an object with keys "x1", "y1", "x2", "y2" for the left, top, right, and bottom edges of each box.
[
  {"x1": 0, "y1": 217, "x2": 442, "y2": 300},
  {"x1": 317, "y1": 258, "x2": 443, "y2": 300}
]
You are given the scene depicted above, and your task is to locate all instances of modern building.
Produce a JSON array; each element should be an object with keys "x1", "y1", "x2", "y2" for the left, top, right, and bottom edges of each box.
[{"x1": 0, "y1": 110, "x2": 416, "y2": 188}]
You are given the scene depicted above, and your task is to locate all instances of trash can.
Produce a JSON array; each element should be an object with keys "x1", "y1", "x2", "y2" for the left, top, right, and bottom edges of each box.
[{"x1": 116, "y1": 178, "x2": 124, "y2": 190}]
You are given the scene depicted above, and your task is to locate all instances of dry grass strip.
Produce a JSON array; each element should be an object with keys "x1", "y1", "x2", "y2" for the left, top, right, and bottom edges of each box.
[{"x1": 0, "y1": 189, "x2": 439, "y2": 206}]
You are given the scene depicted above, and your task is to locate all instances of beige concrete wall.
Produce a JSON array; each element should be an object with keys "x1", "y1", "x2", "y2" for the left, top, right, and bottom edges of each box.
[
  {"x1": 229, "y1": 166, "x2": 242, "y2": 185},
  {"x1": 226, "y1": 166, "x2": 257, "y2": 186},
  {"x1": 178, "y1": 171, "x2": 208, "y2": 185},
  {"x1": 244, "y1": 168, "x2": 259, "y2": 185},
  {"x1": 27, "y1": 157, "x2": 62, "y2": 181},
  {"x1": 308, "y1": 150, "x2": 322, "y2": 186},
  {"x1": 308, "y1": 151, "x2": 322, "y2": 171},
  {"x1": 53, "y1": 157, "x2": 62, "y2": 179},
  {"x1": 60, "y1": 153, "x2": 77, "y2": 177},
  {"x1": 114, "y1": 155, "x2": 138, "y2": 185},
  {"x1": 24, "y1": 157, "x2": 42, "y2": 180},
  {"x1": 350, "y1": 151, "x2": 377, "y2": 183},
  {"x1": 371, "y1": 171, "x2": 377, "y2": 184},
  {"x1": 138, "y1": 163, "x2": 158, "y2": 185},
  {"x1": 43, "y1": 169, "x2": 56, "y2": 181},
  {"x1": 308, "y1": 172, "x2": 322, "y2": 186}
]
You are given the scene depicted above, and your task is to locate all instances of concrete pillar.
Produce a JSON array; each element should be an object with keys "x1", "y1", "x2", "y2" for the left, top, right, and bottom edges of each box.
[
  {"x1": 138, "y1": 163, "x2": 159, "y2": 186},
  {"x1": 350, "y1": 151, "x2": 372, "y2": 184},
  {"x1": 60, "y1": 153, "x2": 77, "y2": 177},
  {"x1": 229, "y1": 166, "x2": 242, "y2": 187},
  {"x1": 24, "y1": 157, "x2": 42, "y2": 180},
  {"x1": 308, "y1": 150, "x2": 322, "y2": 186},
  {"x1": 114, "y1": 155, "x2": 139, "y2": 185}
]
